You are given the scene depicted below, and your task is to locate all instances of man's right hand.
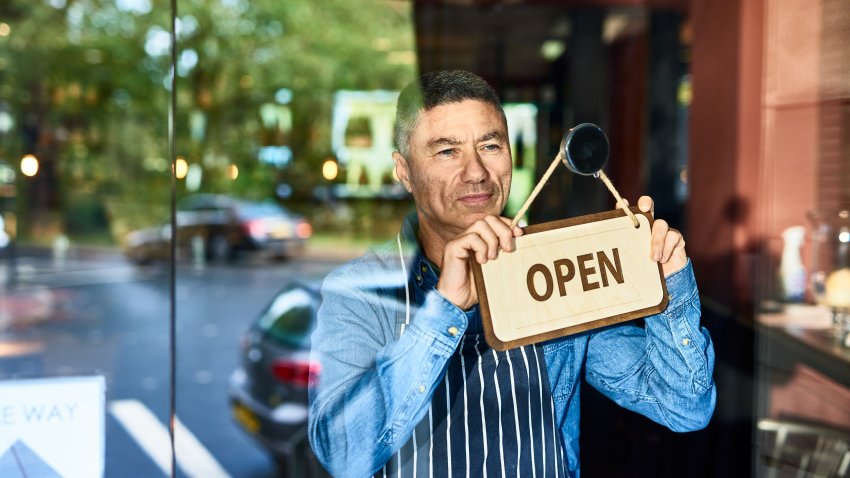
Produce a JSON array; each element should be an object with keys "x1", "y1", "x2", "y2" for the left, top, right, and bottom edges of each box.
[{"x1": 436, "y1": 216, "x2": 524, "y2": 310}]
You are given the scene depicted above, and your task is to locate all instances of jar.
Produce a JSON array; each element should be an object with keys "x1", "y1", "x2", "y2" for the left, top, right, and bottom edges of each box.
[{"x1": 807, "y1": 209, "x2": 850, "y2": 345}]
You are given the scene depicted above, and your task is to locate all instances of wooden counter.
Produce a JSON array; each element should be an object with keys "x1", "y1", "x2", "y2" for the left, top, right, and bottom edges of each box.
[
  {"x1": 754, "y1": 305, "x2": 850, "y2": 476},
  {"x1": 757, "y1": 304, "x2": 850, "y2": 389}
]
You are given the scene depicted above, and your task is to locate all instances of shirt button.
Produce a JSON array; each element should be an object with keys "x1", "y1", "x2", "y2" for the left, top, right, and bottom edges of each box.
[
  {"x1": 447, "y1": 326, "x2": 459, "y2": 337},
  {"x1": 421, "y1": 265, "x2": 427, "y2": 273},
  {"x1": 667, "y1": 294, "x2": 673, "y2": 301},
  {"x1": 682, "y1": 338, "x2": 691, "y2": 346},
  {"x1": 418, "y1": 384, "x2": 426, "y2": 393}
]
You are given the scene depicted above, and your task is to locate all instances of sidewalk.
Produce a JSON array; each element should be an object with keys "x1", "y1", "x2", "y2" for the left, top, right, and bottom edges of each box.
[
  {"x1": 302, "y1": 242, "x2": 367, "y2": 262},
  {"x1": 6, "y1": 240, "x2": 367, "y2": 267},
  {"x1": 0, "y1": 287, "x2": 59, "y2": 331}
]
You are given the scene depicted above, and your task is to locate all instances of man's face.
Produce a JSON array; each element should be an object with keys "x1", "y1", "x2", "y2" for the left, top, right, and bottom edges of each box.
[{"x1": 393, "y1": 99, "x2": 512, "y2": 239}]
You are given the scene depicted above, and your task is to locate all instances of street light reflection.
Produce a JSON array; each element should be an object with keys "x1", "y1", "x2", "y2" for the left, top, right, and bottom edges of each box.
[
  {"x1": 175, "y1": 156, "x2": 188, "y2": 179},
  {"x1": 20, "y1": 154, "x2": 38, "y2": 177},
  {"x1": 322, "y1": 159, "x2": 338, "y2": 181}
]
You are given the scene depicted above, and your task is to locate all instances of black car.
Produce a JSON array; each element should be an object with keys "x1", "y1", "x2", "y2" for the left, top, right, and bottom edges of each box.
[
  {"x1": 123, "y1": 194, "x2": 312, "y2": 264},
  {"x1": 228, "y1": 282, "x2": 328, "y2": 477}
]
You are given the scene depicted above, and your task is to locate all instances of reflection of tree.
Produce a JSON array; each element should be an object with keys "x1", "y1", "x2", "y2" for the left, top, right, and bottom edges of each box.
[{"x1": 0, "y1": 0, "x2": 416, "y2": 243}]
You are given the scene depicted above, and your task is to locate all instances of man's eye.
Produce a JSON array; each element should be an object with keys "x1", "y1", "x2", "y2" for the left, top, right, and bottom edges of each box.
[
  {"x1": 482, "y1": 144, "x2": 501, "y2": 152},
  {"x1": 438, "y1": 149, "x2": 456, "y2": 157}
]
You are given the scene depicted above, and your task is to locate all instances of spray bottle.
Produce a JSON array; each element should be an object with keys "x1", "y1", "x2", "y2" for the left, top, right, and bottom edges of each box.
[{"x1": 780, "y1": 225, "x2": 807, "y2": 302}]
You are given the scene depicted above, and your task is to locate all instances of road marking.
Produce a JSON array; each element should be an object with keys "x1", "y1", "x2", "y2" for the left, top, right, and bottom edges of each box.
[
  {"x1": 109, "y1": 399, "x2": 232, "y2": 478},
  {"x1": 3, "y1": 264, "x2": 161, "y2": 289}
]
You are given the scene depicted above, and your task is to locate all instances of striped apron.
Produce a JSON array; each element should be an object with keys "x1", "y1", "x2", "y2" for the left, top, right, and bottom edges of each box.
[{"x1": 377, "y1": 312, "x2": 567, "y2": 478}]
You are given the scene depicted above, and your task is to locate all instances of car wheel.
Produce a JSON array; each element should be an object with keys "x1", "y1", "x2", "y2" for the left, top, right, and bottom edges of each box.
[
  {"x1": 129, "y1": 255, "x2": 146, "y2": 265},
  {"x1": 128, "y1": 249, "x2": 151, "y2": 265},
  {"x1": 207, "y1": 235, "x2": 232, "y2": 262},
  {"x1": 269, "y1": 252, "x2": 289, "y2": 263}
]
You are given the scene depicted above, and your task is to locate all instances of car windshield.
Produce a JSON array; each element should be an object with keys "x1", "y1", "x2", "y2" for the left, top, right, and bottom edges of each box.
[
  {"x1": 236, "y1": 201, "x2": 289, "y2": 220},
  {"x1": 256, "y1": 287, "x2": 316, "y2": 348}
]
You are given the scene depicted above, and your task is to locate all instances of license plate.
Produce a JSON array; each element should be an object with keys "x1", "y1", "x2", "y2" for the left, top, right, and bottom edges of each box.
[
  {"x1": 269, "y1": 224, "x2": 292, "y2": 239},
  {"x1": 232, "y1": 402, "x2": 260, "y2": 434}
]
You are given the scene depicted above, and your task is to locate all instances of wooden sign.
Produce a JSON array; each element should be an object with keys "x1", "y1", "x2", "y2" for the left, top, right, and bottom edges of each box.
[{"x1": 471, "y1": 206, "x2": 669, "y2": 351}]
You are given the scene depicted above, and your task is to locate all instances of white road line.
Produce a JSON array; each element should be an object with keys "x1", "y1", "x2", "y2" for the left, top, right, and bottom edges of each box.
[
  {"x1": 108, "y1": 400, "x2": 171, "y2": 475},
  {"x1": 109, "y1": 399, "x2": 232, "y2": 478}
]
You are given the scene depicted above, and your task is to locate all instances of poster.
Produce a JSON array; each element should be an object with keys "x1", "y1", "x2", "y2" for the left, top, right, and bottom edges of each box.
[{"x1": 0, "y1": 376, "x2": 105, "y2": 478}]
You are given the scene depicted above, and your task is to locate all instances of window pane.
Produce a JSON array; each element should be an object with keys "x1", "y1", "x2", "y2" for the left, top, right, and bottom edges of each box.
[
  {"x1": 176, "y1": 1, "x2": 416, "y2": 476},
  {"x1": 0, "y1": 1, "x2": 172, "y2": 476}
]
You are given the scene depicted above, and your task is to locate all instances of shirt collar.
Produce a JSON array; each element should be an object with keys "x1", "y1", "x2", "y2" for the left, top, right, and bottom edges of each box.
[
  {"x1": 399, "y1": 213, "x2": 440, "y2": 290},
  {"x1": 399, "y1": 213, "x2": 482, "y2": 333}
]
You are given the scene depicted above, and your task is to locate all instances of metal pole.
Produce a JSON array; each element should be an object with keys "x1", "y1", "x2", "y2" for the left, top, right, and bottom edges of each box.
[{"x1": 168, "y1": 0, "x2": 178, "y2": 475}]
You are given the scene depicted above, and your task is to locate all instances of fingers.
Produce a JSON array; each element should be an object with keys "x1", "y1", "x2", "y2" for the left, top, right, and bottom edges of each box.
[
  {"x1": 661, "y1": 228, "x2": 685, "y2": 263},
  {"x1": 662, "y1": 239, "x2": 688, "y2": 276},
  {"x1": 650, "y1": 218, "x2": 687, "y2": 265},
  {"x1": 483, "y1": 216, "x2": 517, "y2": 254},
  {"x1": 637, "y1": 195, "x2": 654, "y2": 215},
  {"x1": 453, "y1": 232, "x2": 491, "y2": 264},
  {"x1": 452, "y1": 216, "x2": 523, "y2": 264},
  {"x1": 438, "y1": 215, "x2": 522, "y2": 310},
  {"x1": 496, "y1": 216, "x2": 525, "y2": 238},
  {"x1": 650, "y1": 219, "x2": 669, "y2": 262}
]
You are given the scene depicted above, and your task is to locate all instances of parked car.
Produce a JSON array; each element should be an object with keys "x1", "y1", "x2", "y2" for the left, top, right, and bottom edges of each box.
[
  {"x1": 228, "y1": 282, "x2": 328, "y2": 478},
  {"x1": 123, "y1": 194, "x2": 312, "y2": 264}
]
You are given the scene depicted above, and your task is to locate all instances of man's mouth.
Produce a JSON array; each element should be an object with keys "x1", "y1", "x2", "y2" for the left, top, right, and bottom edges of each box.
[{"x1": 458, "y1": 192, "x2": 494, "y2": 205}]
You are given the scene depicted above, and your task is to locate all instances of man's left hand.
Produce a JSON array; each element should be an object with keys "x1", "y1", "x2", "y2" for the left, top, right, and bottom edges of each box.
[{"x1": 622, "y1": 196, "x2": 688, "y2": 277}]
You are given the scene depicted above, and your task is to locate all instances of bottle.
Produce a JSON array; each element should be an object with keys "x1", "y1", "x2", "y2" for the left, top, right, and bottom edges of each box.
[{"x1": 780, "y1": 226, "x2": 807, "y2": 302}]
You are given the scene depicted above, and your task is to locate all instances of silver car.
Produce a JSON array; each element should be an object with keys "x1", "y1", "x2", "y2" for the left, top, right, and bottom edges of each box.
[
  {"x1": 228, "y1": 282, "x2": 327, "y2": 477},
  {"x1": 124, "y1": 194, "x2": 312, "y2": 264}
]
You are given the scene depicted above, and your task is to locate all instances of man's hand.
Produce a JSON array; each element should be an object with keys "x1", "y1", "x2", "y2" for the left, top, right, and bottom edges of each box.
[
  {"x1": 437, "y1": 216, "x2": 524, "y2": 310},
  {"x1": 629, "y1": 196, "x2": 688, "y2": 277}
]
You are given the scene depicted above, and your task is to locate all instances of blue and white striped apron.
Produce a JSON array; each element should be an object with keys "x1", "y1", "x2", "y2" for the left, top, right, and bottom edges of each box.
[{"x1": 377, "y1": 314, "x2": 567, "y2": 477}]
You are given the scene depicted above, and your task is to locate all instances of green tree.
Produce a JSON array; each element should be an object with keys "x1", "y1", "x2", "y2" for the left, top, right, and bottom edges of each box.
[{"x1": 0, "y1": 0, "x2": 416, "y2": 243}]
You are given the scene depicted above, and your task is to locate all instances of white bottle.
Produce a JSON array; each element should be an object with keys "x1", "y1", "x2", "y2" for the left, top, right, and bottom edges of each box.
[{"x1": 780, "y1": 226, "x2": 807, "y2": 302}]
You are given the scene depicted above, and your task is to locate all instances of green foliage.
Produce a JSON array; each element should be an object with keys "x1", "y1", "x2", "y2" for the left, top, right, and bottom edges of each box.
[
  {"x1": 64, "y1": 191, "x2": 109, "y2": 235},
  {"x1": 0, "y1": 0, "x2": 416, "y2": 244}
]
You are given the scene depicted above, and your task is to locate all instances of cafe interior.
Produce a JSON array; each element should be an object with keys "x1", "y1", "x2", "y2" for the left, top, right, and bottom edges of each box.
[{"x1": 411, "y1": 0, "x2": 850, "y2": 476}]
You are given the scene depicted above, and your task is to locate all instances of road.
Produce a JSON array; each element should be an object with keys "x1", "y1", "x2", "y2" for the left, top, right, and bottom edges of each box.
[{"x1": 0, "y1": 250, "x2": 349, "y2": 477}]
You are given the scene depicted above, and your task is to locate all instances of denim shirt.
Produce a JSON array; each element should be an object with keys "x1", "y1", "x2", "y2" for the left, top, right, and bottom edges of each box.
[{"x1": 308, "y1": 215, "x2": 716, "y2": 478}]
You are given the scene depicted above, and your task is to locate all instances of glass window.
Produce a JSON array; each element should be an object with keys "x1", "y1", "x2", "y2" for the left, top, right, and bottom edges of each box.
[
  {"x1": 7, "y1": 1, "x2": 846, "y2": 477},
  {"x1": 256, "y1": 287, "x2": 317, "y2": 348}
]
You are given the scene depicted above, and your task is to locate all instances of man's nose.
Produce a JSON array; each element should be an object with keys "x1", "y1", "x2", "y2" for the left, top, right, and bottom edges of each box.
[{"x1": 461, "y1": 151, "x2": 488, "y2": 183}]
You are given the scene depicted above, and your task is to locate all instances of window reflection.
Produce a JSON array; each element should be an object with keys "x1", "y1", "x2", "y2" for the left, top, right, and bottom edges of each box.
[{"x1": 0, "y1": 0, "x2": 847, "y2": 476}]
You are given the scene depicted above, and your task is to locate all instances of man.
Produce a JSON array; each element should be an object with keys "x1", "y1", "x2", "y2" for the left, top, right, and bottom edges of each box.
[{"x1": 308, "y1": 70, "x2": 715, "y2": 478}]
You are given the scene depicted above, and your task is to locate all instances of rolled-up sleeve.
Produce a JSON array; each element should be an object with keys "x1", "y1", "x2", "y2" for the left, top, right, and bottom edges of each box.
[
  {"x1": 584, "y1": 260, "x2": 716, "y2": 432},
  {"x1": 308, "y1": 265, "x2": 468, "y2": 478}
]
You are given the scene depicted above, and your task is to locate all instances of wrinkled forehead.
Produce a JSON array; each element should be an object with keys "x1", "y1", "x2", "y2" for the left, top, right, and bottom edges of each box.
[{"x1": 411, "y1": 100, "x2": 508, "y2": 143}]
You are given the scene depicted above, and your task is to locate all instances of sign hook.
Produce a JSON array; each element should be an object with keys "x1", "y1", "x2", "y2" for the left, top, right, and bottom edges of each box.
[{"x1": 510, "y1": 123, "x2": 639, "y2": 229}]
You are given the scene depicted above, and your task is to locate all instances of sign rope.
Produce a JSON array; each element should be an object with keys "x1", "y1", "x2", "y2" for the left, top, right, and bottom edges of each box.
[{"x1": 510, "y1": 152, "x2": 640, "y2": 229}]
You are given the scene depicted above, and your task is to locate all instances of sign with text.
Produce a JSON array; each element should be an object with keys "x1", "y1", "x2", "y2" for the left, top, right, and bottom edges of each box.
[
  {"x1": 472, "y1": 207, "x2": 668, "y2": 350},
  {"x1": 0, "y1": 376, "x2": 105, "y2": 478}
]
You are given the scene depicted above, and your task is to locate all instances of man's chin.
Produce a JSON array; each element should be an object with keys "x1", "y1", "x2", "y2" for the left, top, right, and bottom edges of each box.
[
  {"x1": 419, "y1": 204, "x2": 505, "y2": 236},
  {"x1": 452, "y1": 207, "x2": 504, "y2": 228}
]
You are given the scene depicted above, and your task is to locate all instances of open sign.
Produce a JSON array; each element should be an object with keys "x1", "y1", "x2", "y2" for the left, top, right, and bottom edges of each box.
[{"x1": 471, "y1": 206, "x2": 669, "y2": 351}]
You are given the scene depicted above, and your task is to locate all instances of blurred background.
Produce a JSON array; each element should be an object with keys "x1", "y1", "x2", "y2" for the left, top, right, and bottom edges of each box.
[{"x1": 0, "y1": 0, "x2": 847, "y2": 477}]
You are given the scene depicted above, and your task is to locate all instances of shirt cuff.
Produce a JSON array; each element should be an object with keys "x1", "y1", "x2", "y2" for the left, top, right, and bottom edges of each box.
[
  {"x1": 406, "y1": 290, "x2": 468, "y2": 356},
  {"x1": 663, "y1": 259, "x2": 697, "y2": 309}
]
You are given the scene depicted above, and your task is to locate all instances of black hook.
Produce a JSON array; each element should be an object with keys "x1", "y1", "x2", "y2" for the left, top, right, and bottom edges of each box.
[{"x1": 560, "y1": 123, "x2": 609, "y2": 176}]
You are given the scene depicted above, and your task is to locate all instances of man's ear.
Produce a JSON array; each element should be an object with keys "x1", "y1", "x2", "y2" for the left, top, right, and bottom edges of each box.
[{"x1": 392, "y1": 151, "x2": 413, "y2": 193}]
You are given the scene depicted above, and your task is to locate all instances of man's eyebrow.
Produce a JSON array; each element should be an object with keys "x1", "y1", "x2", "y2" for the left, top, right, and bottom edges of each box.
[
  {"x1": 426, "y1": 136, "x2": 463, "y2": 150},
  {"x1": 477, "y1": 130, "x2": 506, "y2": 143}
]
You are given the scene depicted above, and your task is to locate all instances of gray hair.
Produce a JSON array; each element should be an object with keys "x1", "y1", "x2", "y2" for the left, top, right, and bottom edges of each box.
[{"x1": 394, "y1": 70, "x2": 506, "y2": 158}]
